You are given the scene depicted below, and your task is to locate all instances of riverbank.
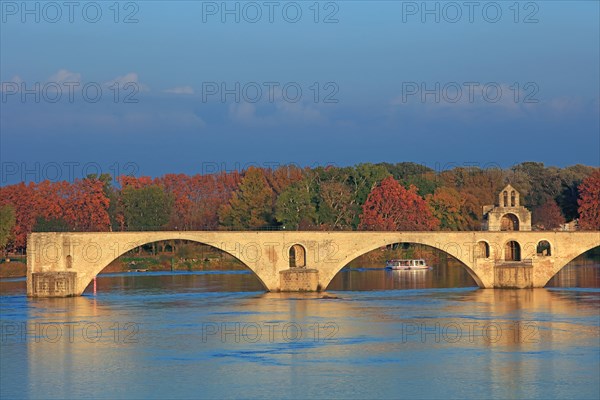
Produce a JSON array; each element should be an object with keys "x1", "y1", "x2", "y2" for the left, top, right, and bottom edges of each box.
[{"x1": 0, "y1": 262, "x2": 26, "y2": 278}]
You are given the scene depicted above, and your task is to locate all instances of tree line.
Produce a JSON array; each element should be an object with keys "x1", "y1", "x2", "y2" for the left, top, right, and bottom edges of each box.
[{"x1": 0, "y1": 161, "x2": 599, "y2": 254}]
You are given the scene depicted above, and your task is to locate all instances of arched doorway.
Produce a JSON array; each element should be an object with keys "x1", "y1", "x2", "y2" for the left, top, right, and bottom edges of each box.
[
  {"x1": 500, "y1": 214, "x2": 519, "y2": 231},
  {"x1": 289, "y1": 244, "x2": 306, "y2": 268},
  {"x1": 537, "y1": 240, "x2": 551, "y2": 256},
  {"x1": 505, "y1": 241, "x2": 521, "y2": 261},
  {"x1": 476, "y1": 241, "x2": 490, "y2": 259}
]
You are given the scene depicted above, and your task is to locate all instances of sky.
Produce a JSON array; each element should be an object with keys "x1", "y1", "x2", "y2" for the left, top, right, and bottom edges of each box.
[{"x1": 1, "y1": 0, "x2": 599, "y2": 184}]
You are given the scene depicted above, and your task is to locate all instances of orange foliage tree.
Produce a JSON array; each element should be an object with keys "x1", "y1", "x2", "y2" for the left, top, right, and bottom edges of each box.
[
  {"x1": 359, "y1": 176, "x2": 439, "y2": 231},
  {"x1": 578, "y1": 170, "x2": 600, "y2": 230},
  {"x1": 426, "y1": 187, "x2": 470, "y2": 230},
  {"x1": 219, "y1": 167, "x2": 275, "y2": 229}
]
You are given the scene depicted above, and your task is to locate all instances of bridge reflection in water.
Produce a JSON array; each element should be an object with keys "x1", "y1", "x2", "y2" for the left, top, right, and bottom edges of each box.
[
  {"x1": 2, "y1": 257, "x2": 598, "y2": 296},
  {"x1": 1, "y1": 278, "x2": 598, "y2": 399},
  {"x1": 1, "y1": 257, "x2": 598, "y2": 398}
]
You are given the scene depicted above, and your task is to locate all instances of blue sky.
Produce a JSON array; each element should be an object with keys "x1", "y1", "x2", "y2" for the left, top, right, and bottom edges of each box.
[{"x1": 1, "y1": 1, "x2": 599, "y2": 183}]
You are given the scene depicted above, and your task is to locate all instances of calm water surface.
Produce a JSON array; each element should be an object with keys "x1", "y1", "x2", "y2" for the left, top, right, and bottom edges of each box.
[{"x1": 1, "y1": 262, "x2": 599, "y2": 399}]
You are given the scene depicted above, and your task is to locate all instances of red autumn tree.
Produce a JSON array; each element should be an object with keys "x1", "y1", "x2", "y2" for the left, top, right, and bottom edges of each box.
[
  {"x1": 578, "y1": 170, "x2": 600, "y2": 230},
  {"x1": 35, "y1": 180, "x2": 69, "y2": 221},
  {"x1": 196, "y1": 172, "x2": 241, "y2": 229},
  {"x1": 118, "y1": 175, "x2": 156, "y2": 189},
  {"x1": 0, "y1": 183, "x2": 37, "y2": 251},
  {"x1": 161, "y1": 173, "x2": 195, "y2": 230},
  {"x1": 63, "y1": 178, "x2": 111, "y2": 231},
  {"x1": 532, "y1": 200, "x2": 565, "y2": 230},
  {"x1": 359, "y1": 176, "x2": 440, "y2": 231}
]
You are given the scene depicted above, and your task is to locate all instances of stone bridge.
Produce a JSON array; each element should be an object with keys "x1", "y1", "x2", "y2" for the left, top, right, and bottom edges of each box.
[{"x1": 26, "y1": 231, "x2": 600, "y2": 297}]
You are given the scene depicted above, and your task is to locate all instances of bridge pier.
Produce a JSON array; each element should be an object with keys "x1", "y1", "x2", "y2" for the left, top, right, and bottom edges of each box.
[
  {"x1": 279, "y1": 269, "x2": 320, "y2": 292},
  {"x1": 493, "y1": 263, "x2": 533, "y2": 289},
  {"x1": 30, "y1": 272, "x2": 77, "y2": 297}
]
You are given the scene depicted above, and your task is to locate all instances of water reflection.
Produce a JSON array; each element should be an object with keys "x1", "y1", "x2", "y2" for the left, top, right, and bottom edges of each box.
[
  {"x1": 1, "y1": 259, "x2": 598, "y2": 297},
  {"x1": 546, "y1": 259, "x2": 600, "y2": 288},
  {"x1": 83, "y1": 271, "x2": 266, "y2": 294},
  {"x1": 1, "y1": 283, "x2": 598, "y2": 399},
  {"x1": 1, "y1": 257, "x2": 598, "y2": 398},
  {"x1": 327, "y1": 266, "x2": 477, "y2": 291}
]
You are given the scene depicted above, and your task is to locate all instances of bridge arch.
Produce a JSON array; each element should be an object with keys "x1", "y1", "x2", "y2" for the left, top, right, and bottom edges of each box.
[
  {"x1": 542, "y1": 244, "x2": 600, "y2": 287},
  {"x1": 80, "y1": 237, "x2": 269, "y2": 294},
  {"x1": 323, "y1": 238, "x2": 484, "y2": 290}
]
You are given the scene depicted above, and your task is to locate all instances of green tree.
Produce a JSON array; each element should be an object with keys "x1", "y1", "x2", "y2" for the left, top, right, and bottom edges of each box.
[
  {"x1": 380, "y1": 162, "x2": 439, "y2": 196},
  {"x1": 0, "y1": 205, "x2": 16, "y2": 256},
  {"x1": 32, "y1": 216, "x2": 70, "y2": 232},
  {"x1": 510, "y1": 162, "x2": 562, "y2": 209},
  {"x1": 219, "y1": 167, "x2": 275, "y2": 229},
  {"x1": 306, "y1": 166, "x2": 360, "y2": 229},
  {"x1": 556, "y1": 165, "x2": 597, "y2": 221},
  {"x1": 275, "y1": 180, "x2": 316, "y2": 230},
  {"x1": 315, "y1": 180, "x2": 356, "y2": 229},
  {"x1": 350, "y1": 163, "x2": 391, "y2": 206},
  {"x1": 122, "y1": 185, "x2": 172, "y2": 231}
]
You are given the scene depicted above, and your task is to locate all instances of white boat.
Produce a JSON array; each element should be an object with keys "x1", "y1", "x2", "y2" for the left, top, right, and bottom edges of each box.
[{"x1": 385, "y1": 259, "x2": 430, "y2": 270}]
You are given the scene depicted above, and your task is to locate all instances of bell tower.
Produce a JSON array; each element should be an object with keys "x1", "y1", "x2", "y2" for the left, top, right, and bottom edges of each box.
[{"x1": 483, "y1": 185, "x2": 531, "y2": 231}]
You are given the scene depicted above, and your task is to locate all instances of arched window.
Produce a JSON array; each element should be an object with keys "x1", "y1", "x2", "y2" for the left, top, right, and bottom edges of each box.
[
  {"x1": 66, "y1": 255, "x2": 73, "y2": 269},
  {"x1": 537, "y1": 241, "x2": 551, "y2": 256},
  {"x1": 289, "y1": 244, "x2": 306, "y2": 268},
  {"x1": 503, "y1": 191, "x2": 508, "y2": 207},
  {"x1": 505, "y1": 241, "x2": 521, "y2": 261},
  {"x1": 477, "y1": 241, "x2": 490, "y2": 258},
  {"x1": 510, "y1": 191, "x2": 516, "y2": 207},
  {"x1": 500, "y1": 214, "x2": 519, "y2": 231}
]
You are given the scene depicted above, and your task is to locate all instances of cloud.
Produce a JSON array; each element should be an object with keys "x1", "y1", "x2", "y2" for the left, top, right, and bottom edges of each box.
[
  {"x1": 227, "y1": 85, "x2": 325, "y2": 127},
  {"x1": 1, "y1": 70, "x2": 81, "y2": 93},
  {"x1": 229, "y1": 102, "x2": 258, "y2": 124},
  {"x1": 105, "y1": 72, "x2": 149, "y2": 92},
  {"x1": 388, "y1": 82, "x2": 549, "y2": 120},
  {"x1": 546, "y1": 97, "x2": 585, "y2": 114},
  {"x1": 48, "y1": 69, "x2": 81, "y2": 83},
  {"x1": 164, "y1": 86, "x2": 194, "y2": 95}
]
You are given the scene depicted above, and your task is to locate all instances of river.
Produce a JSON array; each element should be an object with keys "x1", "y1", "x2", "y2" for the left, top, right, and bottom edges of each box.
[{"x1": 1, "y1": 260, "x2": 598, "y2": 399}]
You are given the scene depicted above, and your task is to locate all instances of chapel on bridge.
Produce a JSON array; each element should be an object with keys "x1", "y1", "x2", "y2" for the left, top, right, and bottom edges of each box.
[{"x1": 482, "y1": 184, "x2": 532, "y2": 231}]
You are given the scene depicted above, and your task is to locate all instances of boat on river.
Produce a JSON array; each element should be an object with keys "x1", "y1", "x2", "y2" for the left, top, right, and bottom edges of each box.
[{"x1": 385, "y1": 259, "x2": 430, "y2": 270}]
